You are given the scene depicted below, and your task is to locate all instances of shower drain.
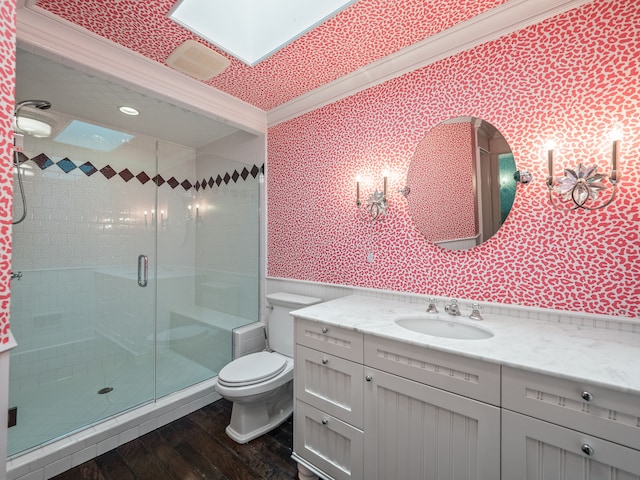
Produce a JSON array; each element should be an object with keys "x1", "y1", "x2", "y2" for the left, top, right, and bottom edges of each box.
[{"x1": 97, "y1": 387, "x2": 113, "y2": 395}]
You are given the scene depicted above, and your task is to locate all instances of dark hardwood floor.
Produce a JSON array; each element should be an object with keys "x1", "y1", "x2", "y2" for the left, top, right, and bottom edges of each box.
[{"x1": 52, "y1": 399, "x2": 298, "y2": 480}]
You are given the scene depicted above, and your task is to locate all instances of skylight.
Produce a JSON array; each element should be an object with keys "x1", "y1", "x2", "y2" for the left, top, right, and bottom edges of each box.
[
  {"x1": 55, "y1": 120, "x2": 134, "y2": 153},
  {"x1": 168, "y1": 0, "x2": 356, "y2": 66}
]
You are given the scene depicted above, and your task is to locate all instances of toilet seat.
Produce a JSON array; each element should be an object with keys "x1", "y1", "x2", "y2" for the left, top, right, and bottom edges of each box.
[{"x1": 218, "y1": 351, "x2": 287, "y2": 387}]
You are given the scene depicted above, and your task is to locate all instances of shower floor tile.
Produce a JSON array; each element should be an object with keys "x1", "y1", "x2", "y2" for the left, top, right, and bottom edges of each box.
[{"x1": 8, "y1": 349, "x2": 214, "y2": 457}]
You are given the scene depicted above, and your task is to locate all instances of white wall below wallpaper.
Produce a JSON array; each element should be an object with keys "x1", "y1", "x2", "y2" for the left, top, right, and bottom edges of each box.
[{"x1": 265, "y1": 277, "x2": 640, "y2": 333}]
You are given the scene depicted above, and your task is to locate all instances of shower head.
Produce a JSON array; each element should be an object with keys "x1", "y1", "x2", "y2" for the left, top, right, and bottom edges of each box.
[
  {"x1": 14, "y1": 99, "x2": 53, "y2": 139},
  {"x1": 15, "y1": 99, "x2": 52, "y2": 113}
]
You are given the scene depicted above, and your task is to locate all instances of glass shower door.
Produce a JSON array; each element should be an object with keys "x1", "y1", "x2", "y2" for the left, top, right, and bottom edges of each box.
[
  {"x1": 154, "y1": 139, "x2": 261, "y2": 397},
  {"x1": 8, "y1": 97, "x2": 158, "y2": 455}
]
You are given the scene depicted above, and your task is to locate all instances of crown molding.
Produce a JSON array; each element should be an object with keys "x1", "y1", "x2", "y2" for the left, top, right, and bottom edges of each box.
[
  {"x1": 17, "y1": 5, "x2": 268, "y2": 135},
  {"x1": 267, "y1": 0, "x2": 593, "y2": 127}
]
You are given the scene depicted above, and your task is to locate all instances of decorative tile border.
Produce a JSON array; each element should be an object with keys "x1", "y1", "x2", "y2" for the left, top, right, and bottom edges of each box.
[{"x1": 18, "y1": 152, "x2": 264, "y2": 190}]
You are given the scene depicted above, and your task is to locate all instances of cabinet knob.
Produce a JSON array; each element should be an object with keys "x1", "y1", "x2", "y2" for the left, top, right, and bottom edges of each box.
[
  {"x1": 321, "y1": 418, "x2": 329, "y2": 425},
  {"x1": 581, "y1": 444, "x2": 595, "y2": 456},
  {"x1": 581, "y1": 391, "x2": 594, "y2": 402},
  {"x1": 322, "y1": 357, "x2": 329, "y2": 365},
  {"x1": 365, "y1": 375, "x2": 373, "y2": 382},
  {"x1": 321, "y1": 327, "x2": 328, "y2": 334}
]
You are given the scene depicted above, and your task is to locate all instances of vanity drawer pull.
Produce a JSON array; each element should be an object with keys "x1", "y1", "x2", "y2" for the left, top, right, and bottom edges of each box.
[
  {"x1": 322, "y1": 357, "x2": 329, "y2": 365},
  {"x1": 581, "y1": 391, "x2": 594, "y2": 402},
  {"x1": 321, "y1": 327, "x2": 329, "y2": 334},
  {"x1": 581, "y1": 444, "x2": 595, "y2": 456},
  {"x1": 365, "y1": 375, "x2": 373, "y2": 382},
  {"x1": 321, "y1": 418, "x2": 329, "y2": 425}
]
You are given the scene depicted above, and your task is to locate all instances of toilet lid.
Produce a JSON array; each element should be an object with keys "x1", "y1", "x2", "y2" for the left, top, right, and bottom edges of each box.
[{"x1": 218, "y1": 352, "x2": 287, "y2": 387}]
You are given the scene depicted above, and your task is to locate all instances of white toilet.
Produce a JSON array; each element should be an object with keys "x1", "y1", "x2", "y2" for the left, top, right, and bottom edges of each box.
[{"x1": 215, "y1": 292, "x2": 322, "y2": 444}]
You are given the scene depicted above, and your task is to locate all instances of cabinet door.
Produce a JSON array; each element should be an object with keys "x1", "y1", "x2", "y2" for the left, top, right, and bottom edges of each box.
[
  {"x1": 295, "y1": 344, "x2": 364, "y2": 428},
  {"x1": 502, "y1": 410, "x2": 640, "y2": 479},
  {"x1": 363, "y1": 368, "x2": 500, "y2": 480},
  {"x1": 294, "y1": 400, "x2": 364, "y2": 480}
]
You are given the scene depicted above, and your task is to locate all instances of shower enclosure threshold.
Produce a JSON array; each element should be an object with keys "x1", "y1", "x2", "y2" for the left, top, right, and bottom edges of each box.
[{"x1": 6, "y1": 377, "x2": 221, "y2": 480}]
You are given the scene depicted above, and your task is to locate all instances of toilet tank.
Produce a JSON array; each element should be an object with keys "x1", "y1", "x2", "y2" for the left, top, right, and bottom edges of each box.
[{"x1": 265, "y1": 292, "x2": 322, "y2": 357}]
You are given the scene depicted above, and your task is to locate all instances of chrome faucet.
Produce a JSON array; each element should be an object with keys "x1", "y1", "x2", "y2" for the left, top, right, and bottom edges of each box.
[
  {"x1": 469, "y1": 303, "x2": 483, "y2": 321},
  {"x1": 444, "y1": 299, "x2": 460, "y2": 316},
  {"x1": 426, "y1": 298, "x2": 438, "y2": 313}
]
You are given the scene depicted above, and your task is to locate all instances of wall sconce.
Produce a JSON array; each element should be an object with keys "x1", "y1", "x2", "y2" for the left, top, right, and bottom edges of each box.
[
  {"x1": 545, "y1": 129, "x2": 621, "y2": 210},
  {"x1": 186, "y1": 204, "x2": 193, "y2": 221},
  {"x1": 356, "y1": 171, "x2": 388, "y2": 222}
]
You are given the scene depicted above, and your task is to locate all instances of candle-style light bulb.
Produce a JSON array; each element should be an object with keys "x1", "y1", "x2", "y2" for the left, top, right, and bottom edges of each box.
[
  {"x1": 544, "y1": 140, "x2": 556, "y2": 188},
  {"x1": 609, "y1": 127, "x2": 622, "y2": 183},
  {"x1": 382, "y1": 169, "x2": 389, "y2": 198}
]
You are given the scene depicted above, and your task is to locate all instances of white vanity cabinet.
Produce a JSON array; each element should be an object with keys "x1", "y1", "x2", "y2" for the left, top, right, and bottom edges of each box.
[
  {"x1": 363, "y1": 335, "x2": 501, "y2": 480},
  {"x1": 292, "y1": 318, "x2": 501, "y2": 480},
  {"x1": 290, "y1": 295, "x2": 640, "y2": 480},
  {"x1": 502, "y1": 366, "x2": 640, "y2": 479}
]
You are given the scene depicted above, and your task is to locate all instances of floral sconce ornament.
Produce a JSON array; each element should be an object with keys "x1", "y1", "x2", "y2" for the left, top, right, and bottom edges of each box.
[
  {"x1": 356, "y1": 171, "x2": 388, "y2": 222},
  {"x1": 545, "y1": 128, "x2": 621, "y2": 211}
]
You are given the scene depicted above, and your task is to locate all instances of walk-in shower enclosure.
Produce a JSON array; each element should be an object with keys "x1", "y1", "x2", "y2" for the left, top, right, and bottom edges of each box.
[{"x1": 8, "y1": 49, "x2": 262, "y2": 457}]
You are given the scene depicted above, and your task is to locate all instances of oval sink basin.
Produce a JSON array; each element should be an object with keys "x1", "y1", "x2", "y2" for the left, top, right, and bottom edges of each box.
[{"x1": 394, "y1": 315, "x2": 494, "y2": 340}]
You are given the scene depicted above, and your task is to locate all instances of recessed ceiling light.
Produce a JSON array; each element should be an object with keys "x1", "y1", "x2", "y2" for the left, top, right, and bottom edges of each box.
[
  {"x1": 118, "y1": 106, "x2": 139, "y2": 116},
  {"x1": 168, "y1": 0, "x2": 356, "y2": 66}
]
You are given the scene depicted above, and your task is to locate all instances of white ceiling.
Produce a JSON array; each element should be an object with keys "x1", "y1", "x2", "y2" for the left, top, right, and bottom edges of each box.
[{"x1": 16, "y1": 49, "x2": 242, "y2": 149}]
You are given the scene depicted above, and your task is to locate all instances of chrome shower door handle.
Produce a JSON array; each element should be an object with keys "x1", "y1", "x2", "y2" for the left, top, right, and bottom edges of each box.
[{"x1": 137, "y1": 255, "x2": 148, "y2": 287}]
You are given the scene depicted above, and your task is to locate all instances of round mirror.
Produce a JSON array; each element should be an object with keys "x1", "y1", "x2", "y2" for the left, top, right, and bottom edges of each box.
[{"x1": 406, "y1": 117, "x2": 517, "y2": 250}]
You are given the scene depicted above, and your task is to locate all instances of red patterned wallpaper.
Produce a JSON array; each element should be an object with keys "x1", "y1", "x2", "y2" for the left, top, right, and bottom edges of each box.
[
  {"x1": 267, "y1": 0, "x2": 640, "y2": 318},
  {"x1": 407, "y1": 122, "x2": 476, "y2": 243},
  {"x1": 0, "y1": 0, "x2": 15, "y2": 345},
  {"x1": 35, "y1": 0, "x2": 507, "y2": 110}
]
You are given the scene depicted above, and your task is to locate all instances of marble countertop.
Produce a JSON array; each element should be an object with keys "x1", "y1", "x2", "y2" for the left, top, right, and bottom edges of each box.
[{"x1": 291, "y1": 295, "x2": 640, "y2": 395}]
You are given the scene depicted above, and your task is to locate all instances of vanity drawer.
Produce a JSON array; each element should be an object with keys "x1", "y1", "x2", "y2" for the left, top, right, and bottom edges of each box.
[
  {"x1": 502, "y1": 410, "x2": 640, "y2": 478},
  {"x1": 294, "y1": 400, "x2": 364, "y2": 480},
  {"x1": 295, "y1": 318, "x2": 364, "y2": 363},
  {"x1": 295, "y1": 344, "x2": 364, "y2": 428},
  {"x1": 502, "y1": 366, "x2": 640, "y2": 450},
  {"x1": 364, "y1": 334, "x2": 501, "y2": 406}
]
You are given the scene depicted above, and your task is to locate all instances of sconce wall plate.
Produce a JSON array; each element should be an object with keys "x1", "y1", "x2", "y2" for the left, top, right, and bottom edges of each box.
[{"x1": 514, "y1": 170, "x2": 533, "y2": 184}]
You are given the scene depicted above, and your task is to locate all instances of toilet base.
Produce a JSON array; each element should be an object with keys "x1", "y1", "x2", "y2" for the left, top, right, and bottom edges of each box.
[
  {"x1": 224, "y1": 381, "x2": 293, "y2": 444},
  {"x1": 225, "y1": 403, "x2": 292, "y2": 444}
]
